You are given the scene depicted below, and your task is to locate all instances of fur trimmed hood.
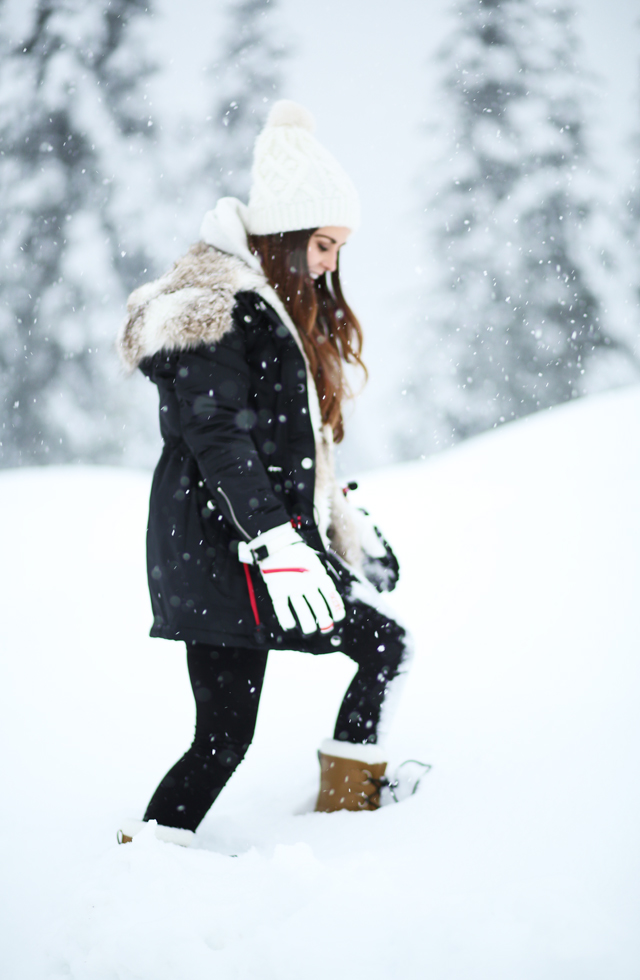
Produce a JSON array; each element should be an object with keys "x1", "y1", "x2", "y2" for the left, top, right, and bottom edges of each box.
[{"x1": 117, "y1": 242, "x2": 265, "y2": 373}]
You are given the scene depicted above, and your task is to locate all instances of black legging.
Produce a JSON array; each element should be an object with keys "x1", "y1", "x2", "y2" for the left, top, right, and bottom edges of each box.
[{"x1": 144, "y1": 602, "x2": 411, "y2": 831}]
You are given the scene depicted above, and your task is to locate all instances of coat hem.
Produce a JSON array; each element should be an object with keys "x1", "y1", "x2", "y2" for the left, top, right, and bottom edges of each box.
[
  {"x1": 148, "y1": 618, "x2": 346, "y2": 655},
  {"x1": 149, "y1": 623, "x2": 269, "y2": 650}
]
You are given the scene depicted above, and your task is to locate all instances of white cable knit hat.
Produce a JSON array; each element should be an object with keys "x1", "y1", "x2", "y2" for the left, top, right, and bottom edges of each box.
[{"x1": 246, "y1": 100, "x2": 360, "y2": 235}]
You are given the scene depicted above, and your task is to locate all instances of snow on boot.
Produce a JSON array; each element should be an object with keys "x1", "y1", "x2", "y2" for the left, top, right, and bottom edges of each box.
[
  {"x1": 117, "y1": 818, "x2": 195, "y2": 847},
  {"x1": 314, "y1": 738, "x2": 388, "y2": 812}
]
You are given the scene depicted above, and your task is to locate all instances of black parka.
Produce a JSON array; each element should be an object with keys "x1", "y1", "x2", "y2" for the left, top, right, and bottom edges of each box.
[{"x1": 120, "y1": 243, "x2": 357, "y2": 652}]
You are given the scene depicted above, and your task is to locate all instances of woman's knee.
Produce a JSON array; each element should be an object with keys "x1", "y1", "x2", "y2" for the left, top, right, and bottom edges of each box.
[{"x1": 342, "y1": 605, "x2": 413, "y2": 676}]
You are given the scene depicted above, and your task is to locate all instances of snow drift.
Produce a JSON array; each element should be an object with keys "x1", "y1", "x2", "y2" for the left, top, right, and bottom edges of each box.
[{"x1": 1, "y1": 387, "x2": 639, "y2": 979}]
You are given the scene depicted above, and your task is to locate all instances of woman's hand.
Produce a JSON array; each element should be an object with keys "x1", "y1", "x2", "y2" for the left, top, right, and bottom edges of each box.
[
  {"x1": 348, "y1": 503, "x2": 400, "y2": 594},
  {"x1": 349, "y1": 506, "x2": 388, "y2": 560},
  {"x1": 239, "y1": 523, "x2": 345, "y2": 635}
]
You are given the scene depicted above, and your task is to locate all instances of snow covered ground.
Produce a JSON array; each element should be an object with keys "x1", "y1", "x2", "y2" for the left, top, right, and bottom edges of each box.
[{"x1": 1, "y1": 386, "x2": 639, "y2": 979}]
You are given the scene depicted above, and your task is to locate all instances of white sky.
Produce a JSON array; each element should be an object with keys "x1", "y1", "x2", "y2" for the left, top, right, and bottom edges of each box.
[{"x1": 150, "y1": 0, "x2": 639, "y2": 466}]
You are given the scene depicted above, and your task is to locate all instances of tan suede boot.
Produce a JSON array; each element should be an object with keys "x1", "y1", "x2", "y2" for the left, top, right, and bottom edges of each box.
[{"x1": 315, "y1": 741, "x2": 388, "y2": 812}]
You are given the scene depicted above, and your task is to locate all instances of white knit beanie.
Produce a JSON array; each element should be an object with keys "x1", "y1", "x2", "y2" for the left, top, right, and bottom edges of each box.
[{"x1": 246, "y1": 100, "x2": 360, "y2": 235}]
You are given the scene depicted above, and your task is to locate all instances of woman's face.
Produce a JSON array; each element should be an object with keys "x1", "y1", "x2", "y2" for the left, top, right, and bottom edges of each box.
[{"x1": 307, "y1": 226, "x2": 351, "y2": 279}]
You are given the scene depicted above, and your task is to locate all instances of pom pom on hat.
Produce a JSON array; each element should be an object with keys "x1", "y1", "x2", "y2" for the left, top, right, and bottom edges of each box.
[
  {"x1": 266, "y1": 100, "x2": 315, "y2": 132},
  {"x1": 246, "y1": 100, "x2": 360, "y2": 235}
]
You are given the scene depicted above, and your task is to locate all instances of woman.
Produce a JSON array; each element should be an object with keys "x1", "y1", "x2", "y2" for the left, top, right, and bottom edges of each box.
[{"x1": 117, "y1": 101, "x2": 412, "y2": 846}]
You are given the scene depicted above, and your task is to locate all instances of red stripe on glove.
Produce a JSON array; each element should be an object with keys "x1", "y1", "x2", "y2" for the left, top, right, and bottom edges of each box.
[{"x1": 262, "y1": 567, "x2": 309, "y2": 574}]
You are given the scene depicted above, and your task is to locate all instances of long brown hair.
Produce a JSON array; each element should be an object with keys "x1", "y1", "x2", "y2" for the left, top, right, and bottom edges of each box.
[{"x1": 247, "y1": 229, "x2": 366, "y2": 443}]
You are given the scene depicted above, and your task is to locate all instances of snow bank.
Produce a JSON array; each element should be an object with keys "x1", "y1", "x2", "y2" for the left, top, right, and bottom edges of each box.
[{"x1": 1, "y1": 387, "x2": 639, "y2": 979}]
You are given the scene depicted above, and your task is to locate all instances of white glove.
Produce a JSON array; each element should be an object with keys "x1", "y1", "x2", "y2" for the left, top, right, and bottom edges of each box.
[
  {"x1": 349, "y1": 505, "x2": 387, "y2": 559},
  {"x1": 238, "y1": 523, "x2": 345, "y2": 635}
]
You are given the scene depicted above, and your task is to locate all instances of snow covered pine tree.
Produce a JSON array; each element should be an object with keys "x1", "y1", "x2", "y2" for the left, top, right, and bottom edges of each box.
[
  {"x1": 201, "y1": 0, "x2": 287, "y2": 202},
  {"x1": 406, "y1": 0, "x2": 638, "y2": 451},
  {"x1": 0, "y1": 0, "x2": 158, "y2": 466}
]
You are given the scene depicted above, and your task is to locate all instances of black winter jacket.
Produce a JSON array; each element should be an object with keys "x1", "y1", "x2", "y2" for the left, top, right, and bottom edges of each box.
[{"x1": 119, "y1": 243, "x2": 360, "y2": 652}]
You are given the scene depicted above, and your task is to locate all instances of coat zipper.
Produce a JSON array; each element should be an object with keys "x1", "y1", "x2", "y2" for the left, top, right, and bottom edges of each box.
[{"x1": 216, "y1": 485, "x2": 251, "y2": 541}]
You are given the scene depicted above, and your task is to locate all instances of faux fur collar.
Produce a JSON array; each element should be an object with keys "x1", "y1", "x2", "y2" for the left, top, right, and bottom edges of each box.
[{"x1": 117, "y1": 242, "x2": 266, "y2": 373}]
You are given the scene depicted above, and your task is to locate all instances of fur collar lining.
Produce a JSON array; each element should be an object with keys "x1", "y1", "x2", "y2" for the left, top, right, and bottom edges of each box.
[{"x1": 117, "y1": 242, "x2": 265, "y2": 373}]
